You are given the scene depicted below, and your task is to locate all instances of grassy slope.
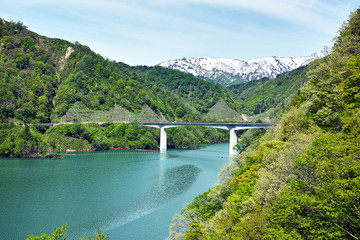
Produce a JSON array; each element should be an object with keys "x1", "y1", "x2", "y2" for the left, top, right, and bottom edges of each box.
[{"x1": 204, "y1": 99, "x2": 243, "y2": 121}]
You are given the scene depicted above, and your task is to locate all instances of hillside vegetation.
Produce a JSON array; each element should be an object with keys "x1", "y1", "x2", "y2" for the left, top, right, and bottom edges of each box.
[
  {"x1": 0, "y1": 19, "x2": 242, "y2": 124},
  {"x1": 134, "y1": 66, "x2": 241, "y2": 115},
  {"x1": 229, "y1": 65, "x2": 309, "y2": 118},
  {"x1": 0, "y1": 19, "x2": 238, "y2": 157},
  {"x1": 0, "y1": 16, "x2": 319, "y2": 157},
  {"x1": 170, "y1": 9, "x2": 360, "y2": 240}
]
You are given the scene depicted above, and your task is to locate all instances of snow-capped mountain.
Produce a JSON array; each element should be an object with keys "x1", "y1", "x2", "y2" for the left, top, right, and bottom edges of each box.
[{"x1": 157, "y1": 56, "x2": 315, "y2": 86}]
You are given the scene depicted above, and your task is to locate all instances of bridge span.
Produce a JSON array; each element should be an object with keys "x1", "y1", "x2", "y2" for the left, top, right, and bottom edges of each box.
[
  {"x1": 142, "y1": 122, "x2": 273, "y2": 155},
  {"x1": 31, "y1": 122, "x2": 273, "y2": 156}
]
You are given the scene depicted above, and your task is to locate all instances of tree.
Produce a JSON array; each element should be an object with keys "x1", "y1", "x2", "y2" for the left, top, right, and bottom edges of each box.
[
  {"x1": 25, "y1": 224, "x2": 109, "y2": 240},
  {"x1": 175, "y1": 106, "x2": 186, "y2": 118}
]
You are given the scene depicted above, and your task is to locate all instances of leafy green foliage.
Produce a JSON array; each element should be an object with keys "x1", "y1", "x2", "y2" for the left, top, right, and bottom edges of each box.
[
  {"x1": 0, "y1": 20, "x2": 66, "y2": 123},
  {"x1": 229, "y1": 66, "x2": 308, "y2": 117},
  {"x1": 258, "y1": 11, "x2": 360, "y2": 239},
  {"x1": 301, "y1": 9, "x2": 360, "y2": 130},
  {"x1": 135, "y1": 66, "x2": 241, "y2": 116},
  {"x1": 183, "y1": 190, "x2": 222, "y2": 223},
  {"x1": 170, "y1": 8, "x2": 360, "y2": 240},
  {"x1": 0, "y1": 18, "x2": 240, "y2": 157},
  {"x1": 0, "y1": 122, "x2": 47, "y2": 157},
  {"x1": 40, "y1": 122, "x2": 228, "y2": 153},
  {"x1": 25, "y1": 224, "x2": 109, "y2": 240},
  {"x1": 184, "y1": 220, "x2": 204, "y2": 240},
  {"x1": 263, "y1": 131, "x2": 360, "y2": 239}
]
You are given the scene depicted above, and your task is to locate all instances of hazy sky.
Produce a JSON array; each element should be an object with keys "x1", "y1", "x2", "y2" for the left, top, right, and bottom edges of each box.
[{"x1": 0, "y1": 0, "x2": 358, "y2": 66}]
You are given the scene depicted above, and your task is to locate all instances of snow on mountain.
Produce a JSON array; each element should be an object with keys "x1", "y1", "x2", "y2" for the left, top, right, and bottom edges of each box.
[{"x1": 157, "y1": 56, "x2": 315, "y2": 86}]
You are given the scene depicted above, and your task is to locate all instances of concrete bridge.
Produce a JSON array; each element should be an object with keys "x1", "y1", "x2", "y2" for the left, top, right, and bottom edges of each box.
[
  {"x1": 31, "y1": 122, "x2": 273, "y2": 156},
  {"x1": 142, "y1": 122, "x2": 273, "y2": 155}
]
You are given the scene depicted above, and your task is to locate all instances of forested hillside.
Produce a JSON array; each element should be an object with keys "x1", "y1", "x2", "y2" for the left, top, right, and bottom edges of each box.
[
  {"x1": 170, "y1": 9, "x2": 360, "y2": 240},
  {"x1": 0, "y1": 18, "x2": 242, "y2": 124},
  {"x1": 229, "y1": 66, "x2": 308, "y2": 117},
  {"x1": 134, "y1": 66, "x2": 241, "y2": 115},
  {"x1": 0, "y1": 18, "x2": 237, "y2": 157},
  {"x1": 0, "y1": 16, "x2": 321, "y2": 157},
  {"x1": 0, "y1": 21, "x2": 204, "y2": 123}
]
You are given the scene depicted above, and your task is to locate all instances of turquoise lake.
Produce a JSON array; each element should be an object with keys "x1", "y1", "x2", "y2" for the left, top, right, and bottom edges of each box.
[{"x1": 0, "y1": 143, "x2": 230, "y2": 240}]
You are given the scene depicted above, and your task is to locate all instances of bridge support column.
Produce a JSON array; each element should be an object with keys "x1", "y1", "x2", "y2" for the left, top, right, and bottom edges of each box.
[
  {"x1": 160, "y1": 127, "x2": 167, "y2": 153},
  {"x1": 229, "y1": 128, "x2": 238, "y2": 156}
]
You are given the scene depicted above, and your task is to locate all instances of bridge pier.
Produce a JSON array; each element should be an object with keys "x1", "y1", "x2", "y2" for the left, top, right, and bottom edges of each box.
[
  {"x1": 229, "y1": 128, "x2": 238, "y2": 156},
  {"x1": 160, "y1": 127, "x2": 167, "y2": 153},
  {"x1": 141, "y1": 122, "x2": 272, "y2": 156},
  {"x1": 31, "y1": 121, "x2": 272, "y2": 156}
]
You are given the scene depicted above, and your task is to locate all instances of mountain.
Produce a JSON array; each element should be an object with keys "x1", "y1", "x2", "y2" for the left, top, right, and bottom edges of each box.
[
  {"x1": 0, "y1": 18, "x2": 239, "y2": 157},
  {"x1": 133, "y1": 65, "x2": 242, "y2": 118},
  {"x1": 0, "y1": 19, "x2": 241, "y2": 125},
  {"x1": 0, "y1": 18, "x2": 317, "y2": 158},
  {"x1": 157, "y1": 56, "x2": 315, "y2": 86}
]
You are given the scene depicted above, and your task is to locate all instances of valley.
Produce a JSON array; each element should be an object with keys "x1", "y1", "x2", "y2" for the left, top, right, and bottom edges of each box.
[
  {"x1": 1, "y1": 7, "x2": 360, "y2": 240},
  {"x1": 0, "y1": 18, "x2": 309, "y2": 158}
]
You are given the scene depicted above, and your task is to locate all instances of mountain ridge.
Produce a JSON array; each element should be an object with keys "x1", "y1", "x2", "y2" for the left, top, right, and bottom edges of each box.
[{"x1": 157, "y1": 56, "x2": 315, "y2": 86}]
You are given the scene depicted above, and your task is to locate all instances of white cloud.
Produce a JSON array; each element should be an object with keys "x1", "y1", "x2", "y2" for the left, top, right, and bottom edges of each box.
[
  {"x1": 149, "y1": 0, "x2": 356, "y2": 34},
  {"x1": 5, "y1": 0, "x2": 355, "y2": 36},
  {"x1": 1, "y1": 0, "x2": 358, "y2": 65}
]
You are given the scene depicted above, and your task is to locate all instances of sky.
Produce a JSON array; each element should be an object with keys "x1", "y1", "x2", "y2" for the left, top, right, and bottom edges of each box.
[{"x1": 0, "y1": 0, "x2": 359, "y2": 66}]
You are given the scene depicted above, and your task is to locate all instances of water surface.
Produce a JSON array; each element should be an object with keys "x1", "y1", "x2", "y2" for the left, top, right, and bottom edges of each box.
[{"x1": 0, "y1": 143, "x2": 229, "y2": 240}]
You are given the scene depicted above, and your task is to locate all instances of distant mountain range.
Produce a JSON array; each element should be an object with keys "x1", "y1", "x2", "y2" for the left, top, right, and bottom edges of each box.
[{"x1": 157, "y1": 56, "x2": 315, "y2": 86}]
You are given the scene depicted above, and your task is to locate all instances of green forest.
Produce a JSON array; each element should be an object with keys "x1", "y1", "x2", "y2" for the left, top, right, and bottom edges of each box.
[
  {"x1": 0, "y1": 18, "x2": 241, "y2": 123},
  {"x1": 229, "y1": 66, "x2": 308, "y2": 117},
  {"x1": 2, "y1": 7, "x2": 359, "y2": 240},
  {"x1": 168, "y1": 9, "x2": 360, "y2": 240},
  {"x1": 0, "y1": 16, "x2": 312, "y2": 157},
  {"x1": 0, "y1": 18, "x2": 242, "y2": 157}
]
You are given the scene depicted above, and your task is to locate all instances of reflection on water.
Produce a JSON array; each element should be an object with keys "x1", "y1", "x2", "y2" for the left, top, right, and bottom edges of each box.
[
  {"x1": 151, "y1": 165, "x2": 201, "y2": 204},
  {"x1": 69, "y1": 165, "x2": 201, "y2": 237},
  {"x1": 0, "y1": 143, "x2": 228, "y2": 240}
]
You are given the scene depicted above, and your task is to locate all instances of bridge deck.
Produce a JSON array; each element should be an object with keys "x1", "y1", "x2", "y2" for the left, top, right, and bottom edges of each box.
[
  {"x1": 30, "y1": 121, "x2": 274, "y2": 155},
  {"x1": 141, "y1": 122, "x2": 273, "y2": 127},
  {"x1": 141, "y1": 122, "x2": 274, "y2": 131},
  {"x1": 31, "y1": 122, "x2": 274, "y2": 127}
]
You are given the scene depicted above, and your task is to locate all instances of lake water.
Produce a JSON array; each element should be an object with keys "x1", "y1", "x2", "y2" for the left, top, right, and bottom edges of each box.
[{"x1": 0, "y1": 143, "x2": 230, "y2": 240}]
